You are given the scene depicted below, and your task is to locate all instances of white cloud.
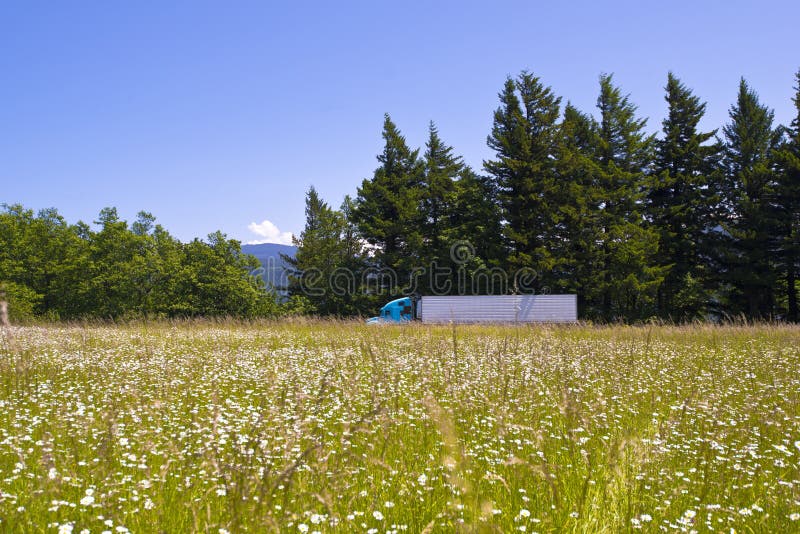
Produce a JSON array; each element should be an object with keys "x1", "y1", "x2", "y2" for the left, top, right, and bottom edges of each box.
[{"x1": 246, "y1": 219, "x2": 294, "y2": 245}]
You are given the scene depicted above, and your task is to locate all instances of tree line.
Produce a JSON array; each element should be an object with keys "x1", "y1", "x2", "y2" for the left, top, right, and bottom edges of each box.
[
  {"x1": 0, "y1": 206, "x2": 283, "y2": 320},
  {"x1": 288, "y1": 70, "x2": 800, "y2": 322},
  {"x1": 3, "y1": 70, "x2": 799, "y2": 322}
]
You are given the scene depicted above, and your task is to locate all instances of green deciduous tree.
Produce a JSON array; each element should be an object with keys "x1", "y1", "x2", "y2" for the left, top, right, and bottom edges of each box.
[
  {"x1": 0, "y1": 204, "x2": 281, "y2": 320},
  {"x1": 177, "y1": 231, "x2": 276, "y2": 318}
]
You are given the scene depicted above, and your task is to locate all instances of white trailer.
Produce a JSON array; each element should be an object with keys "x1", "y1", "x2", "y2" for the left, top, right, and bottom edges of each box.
[{"x1": 418, "y1": 294, "x2": 577, "y2": 324}]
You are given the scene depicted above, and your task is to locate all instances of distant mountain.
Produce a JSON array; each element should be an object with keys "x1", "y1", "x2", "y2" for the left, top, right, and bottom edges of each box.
[
  {"x1": 242, "y1": 243, "x2": 296, "y2": 260},
  {"x1": 241, "y1": 243, "x2": 296, "y2": 293}
]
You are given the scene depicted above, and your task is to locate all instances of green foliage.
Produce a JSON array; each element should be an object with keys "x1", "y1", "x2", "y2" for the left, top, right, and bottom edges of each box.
[
  {"x1": 421, "y1": 123, "x2": 502, "y2": 294},
  {"x1": 0, "y1": 281, "x2": 41, "y2": 321},
  {"x1": 552, "y1": 104, "x2": 603, "y2": 311},
  {"x1": 7, "y1": 69, "x2": 800, "y2": 323},
  {"x1": 354, "y1": 116, "x2": 503, "y2": 297},
  {"x1": 178, "y1": 232, "x2": 277, "y2": 318},
  {"x1": 0, "y1": 204, "x2": 282, "y2": 320},
  {"x1": 589, "y1": 74, "x2": 664, "y2": 321},
  {"x1": 718, "y1": 79, "x2": 783, "y2": 318},
  {"x1": 282, "y1": 294, "x2": 316, "y2": 315},
  {"x1": 420, "y1": 122, "x2": 460, "y2": 264},
  {"x1": 648, "y1": 73, "x2": 722, "y2": 319},
  {"x1": 2, "y1": 324, "x2": 799, "y2": 531},
  {"x1": 353, "y1": 115, "x2": 425, "y2": 278},
  {"x1": 482, "y1": 73, "x2": 667, "y2": 320},
  {"x1": 334, "y1": 69, "x2": 800, "y2": 321},
  {"x1": 774, "y1": 70, "x2": 800, "y2": 321},
  {"x1": 447, "y1": 169, "x2": 503, "y2": 265},
  {"x1": 286, "y1": 187, "x2": 375, "y2": 316},
  {"x1": 485, "y1": 73, "x2": 563, "y2": 290}
]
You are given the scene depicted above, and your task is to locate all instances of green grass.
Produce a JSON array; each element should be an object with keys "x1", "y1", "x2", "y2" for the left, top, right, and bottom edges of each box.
[{"x1": 0, "y1": 322, "x2": 798, "y2": 532}]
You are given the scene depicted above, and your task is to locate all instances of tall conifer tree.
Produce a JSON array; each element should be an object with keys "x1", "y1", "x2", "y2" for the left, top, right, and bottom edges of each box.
[
  {"x1": 720, "y1": 79, "x2": 782, "y2": 318},
  {"x1": 649, "y1": 73, "x2": 722, "y2": 319},
  {"x1": 420, "y1": 122, "x2": 461, "y2": 264},
  {"x1": 485, "y1": 72, "x2": 562, "y2": 292},
  {"x1": 593, "y1": 74, "x2": 664, "y2": 320},
  {"x1": 285, "y1": 187, "x2": 368, "y2": 315},
  {"x1": 554, "y1": 103, "x2": 603, "y2": 315},
  {"x1": 353, "y1": 115, "x2": 424, "y2": 281},
  {"x1": 774, "y1": 70, "x2": 800, "y2": 321}
]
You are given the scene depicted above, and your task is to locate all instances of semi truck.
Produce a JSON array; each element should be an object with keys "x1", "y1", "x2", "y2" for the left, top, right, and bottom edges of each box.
[{"x1": 366, "y1": 294, "x2": 577, "y2": 324}]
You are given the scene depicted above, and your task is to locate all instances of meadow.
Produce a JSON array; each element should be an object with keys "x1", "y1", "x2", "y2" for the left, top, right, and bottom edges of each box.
[{"x1": 0, "y1": 322, "x2": 798, "y2": 533}]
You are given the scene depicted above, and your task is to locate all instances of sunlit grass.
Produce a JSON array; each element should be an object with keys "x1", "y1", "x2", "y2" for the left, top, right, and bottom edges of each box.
[{"x1": 0, "y1": 322, "x2": 798, "y2": 532}]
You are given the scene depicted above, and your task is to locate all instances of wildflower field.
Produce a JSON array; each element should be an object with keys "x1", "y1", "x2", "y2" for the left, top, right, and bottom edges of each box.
[{"x1": 0, "y1": 322, "x2": 798, "y2": 533}]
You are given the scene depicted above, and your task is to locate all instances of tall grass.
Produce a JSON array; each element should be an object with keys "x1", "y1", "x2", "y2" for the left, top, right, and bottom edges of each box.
[{"x1": 0, "y1": 322, "x2": 798, "y2": 532}]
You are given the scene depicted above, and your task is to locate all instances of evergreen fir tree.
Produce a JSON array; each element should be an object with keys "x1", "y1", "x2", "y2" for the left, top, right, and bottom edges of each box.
[
  {"x1": 420, "y1": 122, "x2": 461, "y2": 267},
  {"x1": 284, "y1": 186, "x2": 359, "y2": 315},
  {"x1": 353, "y1": 115, "x2": 424, "y2": 286},
  {"x1": 774, "y1": 69, "x2": 800, "y2": 321},
  {"x1": 649, "y1": 73, "x2": 723, "y2": 319},
  {"x1": 720, "y1": 78, "x2": 782, "y2": 318},
  {"x1": 484, "y1": 72, "x2": 562, "y2": 292},
  {"x1": 554, "y1": 103, "x2": 603, "y2": 317},
  {"x1": 334, "y1": 195, "x2": 374, "y2": 315},
  {"x1": 448, "y1": 169, "x2": 504, "y2": 267},
  {"x1": 593, "y1": 74, "x2": 664, "y2": 320}
]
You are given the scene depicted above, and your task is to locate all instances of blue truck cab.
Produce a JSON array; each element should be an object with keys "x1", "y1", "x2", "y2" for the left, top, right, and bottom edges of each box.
[{"x1": 366, "y1": 296, "x2": 413, "y2": 324}]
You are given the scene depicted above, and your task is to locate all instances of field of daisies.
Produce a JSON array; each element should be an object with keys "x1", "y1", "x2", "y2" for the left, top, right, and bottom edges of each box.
[{"x1": 0, "y1": 322, "x2": 798, "y2": 533}]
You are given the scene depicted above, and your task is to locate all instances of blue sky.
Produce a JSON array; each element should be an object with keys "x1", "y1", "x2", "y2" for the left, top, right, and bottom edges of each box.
[{"x1": 2, "y1": 0, "x2": 799, "y2": 244}]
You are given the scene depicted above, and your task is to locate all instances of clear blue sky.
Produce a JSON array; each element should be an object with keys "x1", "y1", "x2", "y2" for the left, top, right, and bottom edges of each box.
[{"x1": 2, "y1": 0, "x2": 799, "y2": 244}]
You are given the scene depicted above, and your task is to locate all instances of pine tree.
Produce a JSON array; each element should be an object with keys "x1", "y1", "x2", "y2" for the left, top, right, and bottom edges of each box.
[
  {"x1": 720, "y1": 78, "x2": 782, "y2": 318},
  {"x1": 353, "y1": 115, "x2": 424, "y2": 285},
  {"x1": 774, "y1": 70, "x2": 800, "y2": 321},
  {"x1": 285, "y1": 187, "x2": 341, "y2": 314},
  {"x1": 592, "y1": 74, "x2": 663, "y2": 320},
  {"x1": 448, "y1": 169, "x2": 504, "y2": 267},
  {"x1": 649, "y1": 73, "x2": 723, "y2": 319},
  {"x1": 553, "y1": 103, "x2": 603, "y2": 316},
  {"x1": 420, "y1": 122, "x2": 461, "y2": 267},
  {"x1": 336, "y1": 195, "x2": 374, "y2": 314},
  {"x1": 285, "y1": 187, "x2": 370, "y2": 316},
  {"x1": 484, "y1": 72, "x2": 562, "y2": 292}
]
